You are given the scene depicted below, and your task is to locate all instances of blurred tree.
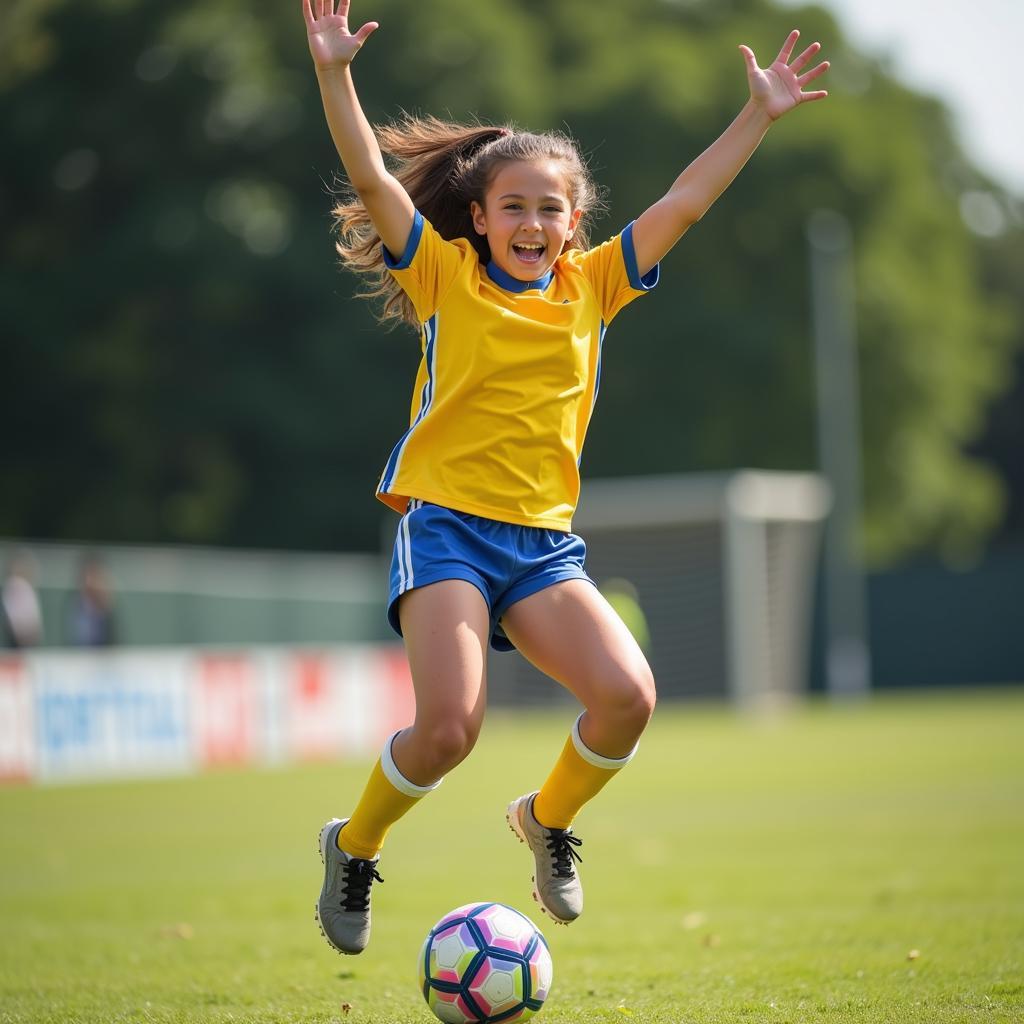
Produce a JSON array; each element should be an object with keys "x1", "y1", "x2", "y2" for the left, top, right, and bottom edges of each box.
[
  {"x1": 969, "y1": 219, "x2": 1024, "y2": 546},
  {"x1": 1, "y1": 0, "x2": 1020, "y2": 563}
]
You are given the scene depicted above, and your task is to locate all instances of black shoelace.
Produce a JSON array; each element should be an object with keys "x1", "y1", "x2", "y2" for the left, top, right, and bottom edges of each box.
[
  {"x1": 341, "y1": 859, "x2": 383, "y2": 912},
  {"x1": 544, "y1": 829, "x2": 583, "y2": 879}
]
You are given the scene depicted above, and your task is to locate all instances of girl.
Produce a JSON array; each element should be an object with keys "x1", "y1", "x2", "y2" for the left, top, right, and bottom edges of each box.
[{"x1": 303, "y1": 0, "x2": 828, "y2": 956}]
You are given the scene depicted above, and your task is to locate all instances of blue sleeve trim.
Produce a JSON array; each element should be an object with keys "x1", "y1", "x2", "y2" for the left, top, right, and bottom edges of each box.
[
  {"x1": 622, "y1": 220, "x2": 660, "y2": 291},
  {"x1": 383, "y1": 210, "x2": 424, "y2": 271}
]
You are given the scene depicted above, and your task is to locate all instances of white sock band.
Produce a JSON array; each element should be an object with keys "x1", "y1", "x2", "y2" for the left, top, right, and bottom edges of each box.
[
  {"x1": 380, "y1": 729, "x2": 444, "y2": 798},
  {"x1": 571, "y1": 713, "x2": 638, "y2": 770}
]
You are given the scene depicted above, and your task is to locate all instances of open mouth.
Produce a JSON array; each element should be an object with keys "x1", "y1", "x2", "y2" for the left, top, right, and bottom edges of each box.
[{"x1": 512, "y1": 242, "x2": 546, "y2": 265}]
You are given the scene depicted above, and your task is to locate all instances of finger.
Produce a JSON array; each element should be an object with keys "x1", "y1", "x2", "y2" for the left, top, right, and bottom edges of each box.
[
  {"x1": 302, "y1": 0, "x2": 314, "y2": 27},
  {"x1": 800, "y1": 90, "x2": 829, "y2": 102},
  {"x1": 738, "y1": 44, "x2": 759, "y2": 75},
  {"x1": 775, "y1": 29, "x2": 800, "y2": 65},
  {"x1": 353, "y1": 20, "x2": 379, "y2": 45},
  {"x1": 789, "y1": 41, "x2": 821, "y2": 74},
  {"x1": 797, "y1": 60, "x2": 830, "y2": 87},
  {"x1": 314, "y1": 0, "x2": 324, "y2": 19}
]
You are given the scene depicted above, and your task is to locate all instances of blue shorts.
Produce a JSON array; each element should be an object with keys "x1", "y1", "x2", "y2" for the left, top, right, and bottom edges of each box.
[{"x1": 387, "y1": 501, "x2": 593, "y2": 652}]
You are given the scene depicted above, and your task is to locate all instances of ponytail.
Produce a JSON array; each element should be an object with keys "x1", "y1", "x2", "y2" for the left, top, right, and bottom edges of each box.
[{"x1": 332, "y1": 115, "x2": 603, "y2": 328}]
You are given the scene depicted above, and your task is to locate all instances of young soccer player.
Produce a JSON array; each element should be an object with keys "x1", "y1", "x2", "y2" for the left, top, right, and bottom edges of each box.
[{"x1": 302, "y1": 0, "x2": 828, "y2": 955}]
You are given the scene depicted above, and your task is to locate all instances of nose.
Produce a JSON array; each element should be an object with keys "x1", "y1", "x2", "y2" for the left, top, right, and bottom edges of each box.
[{"x1": 523, "y1": 211, "x2": 542, "y2": 232}]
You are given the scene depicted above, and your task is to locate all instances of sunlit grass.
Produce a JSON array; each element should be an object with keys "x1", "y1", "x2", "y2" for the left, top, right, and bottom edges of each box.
[{"x1": 1, "y1": 688, "x2": 1022, "y2": 1023}]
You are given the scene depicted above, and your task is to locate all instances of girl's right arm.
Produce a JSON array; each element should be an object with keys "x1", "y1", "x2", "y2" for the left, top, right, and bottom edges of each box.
[{"x1": 302, "y1": 0, "x2": 415, "y2": 258}]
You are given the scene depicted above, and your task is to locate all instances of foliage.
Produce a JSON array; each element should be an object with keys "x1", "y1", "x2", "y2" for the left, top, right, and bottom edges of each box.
[{"x1": 1, "y1": 0, "x2": 1020, "y2": 561}]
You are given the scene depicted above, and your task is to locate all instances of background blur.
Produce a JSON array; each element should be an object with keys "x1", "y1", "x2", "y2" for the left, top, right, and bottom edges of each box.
[{"x1": 2, "y1": 0, "x2": 1023, "y2": 733}]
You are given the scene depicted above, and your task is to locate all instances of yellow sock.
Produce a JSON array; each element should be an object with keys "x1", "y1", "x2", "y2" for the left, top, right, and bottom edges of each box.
[
  {"x1": 337, "y1": 731, "x2": 442, "y2": 860},
  {"x1": 532, "y1": 714, "x2": 638, "y2": 830}
]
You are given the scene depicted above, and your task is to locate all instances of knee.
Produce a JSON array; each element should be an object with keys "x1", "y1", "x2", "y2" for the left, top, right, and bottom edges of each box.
[
  {"x1": 601, "y1": 663, "x2": 657, "y2": 734},
  {"x1": 628, "y1": 664, "x2": 657, "y2": 730},
  {"x1": 414, "y1": 719, "x2": 480, "y2": 776}
]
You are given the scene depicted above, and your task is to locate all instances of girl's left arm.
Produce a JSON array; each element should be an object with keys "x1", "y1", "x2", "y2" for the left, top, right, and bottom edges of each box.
[{"x1": 632, "y1": 30, "x2": 829, "y2": 277}]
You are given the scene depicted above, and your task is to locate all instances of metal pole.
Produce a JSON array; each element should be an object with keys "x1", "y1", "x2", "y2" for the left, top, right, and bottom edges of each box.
[{"x1": 807, "y1": 209, "x2": 871, "y2": 698}]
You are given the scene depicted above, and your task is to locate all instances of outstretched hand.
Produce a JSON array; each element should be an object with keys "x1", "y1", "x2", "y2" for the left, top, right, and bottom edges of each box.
[
  {"x1": 740, "y1": 30, "x2": 829, "y2": 121},
  {"x1": 302, "y1": 0, "x2": 378, "y2": 70}
]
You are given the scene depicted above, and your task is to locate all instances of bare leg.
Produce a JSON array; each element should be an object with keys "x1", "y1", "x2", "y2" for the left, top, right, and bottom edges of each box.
[
  {"x1": 501, "y1": 578, "x2": 656, "y2": 758},
  {"x1": 501, "y1": 579, "x2": 655, "y2": 922},
  {"x1": 392, "y1": 579, "x2": 492, "y2": 785}
]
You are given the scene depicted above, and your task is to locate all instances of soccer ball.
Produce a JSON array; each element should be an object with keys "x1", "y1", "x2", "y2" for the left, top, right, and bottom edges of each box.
[{"x1": 419, "y1": 902, "x2": 554, "y2": 1023}]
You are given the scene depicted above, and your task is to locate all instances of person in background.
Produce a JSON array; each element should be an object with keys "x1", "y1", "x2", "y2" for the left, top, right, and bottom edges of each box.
[
  {"x1": 1, "y1": 550, "x2": 44, "y2": 648},
  {"x1": 599, "y1": 578, "x2": 651, "y2": 654},
  {"x1": 66, "y1": 553, "x2": 117, "y2": 647}
]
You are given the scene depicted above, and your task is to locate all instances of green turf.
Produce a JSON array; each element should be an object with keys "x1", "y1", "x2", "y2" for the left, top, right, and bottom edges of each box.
[{"x1": 1, "y1": 688, "x2": 1022, "y2": 1023}]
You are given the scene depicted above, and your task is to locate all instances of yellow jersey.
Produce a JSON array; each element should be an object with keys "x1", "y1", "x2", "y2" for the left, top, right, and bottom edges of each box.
[{"x1": 377, "y1": 212, "x2": 659, "y2": 530}]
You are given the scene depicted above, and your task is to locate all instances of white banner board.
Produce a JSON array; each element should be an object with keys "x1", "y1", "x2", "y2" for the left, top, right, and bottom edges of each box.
[{"x1": 0, "y1": 646, "x2": 414, "y2": 785}]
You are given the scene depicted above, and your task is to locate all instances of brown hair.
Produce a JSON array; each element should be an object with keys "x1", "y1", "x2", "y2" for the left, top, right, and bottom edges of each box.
[{"x1": 332, "y1": 114, "x2": 605, "y2": 327}]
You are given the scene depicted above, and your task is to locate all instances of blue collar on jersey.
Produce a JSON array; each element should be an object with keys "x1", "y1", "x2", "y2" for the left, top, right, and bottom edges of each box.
[{"x1": 485, "y1": 259, "x2": 555, "y2": 294}]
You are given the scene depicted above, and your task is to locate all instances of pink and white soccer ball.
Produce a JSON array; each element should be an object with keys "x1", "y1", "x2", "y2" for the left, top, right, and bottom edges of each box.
[{"x1": 419, "y1": 902, "x2": 554, "y2": 1023}]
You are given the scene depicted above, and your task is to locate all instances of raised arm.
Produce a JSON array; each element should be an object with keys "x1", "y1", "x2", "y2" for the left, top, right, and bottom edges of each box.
[
  {"x1": 631, "y1": 30, "x2": 829, "y2": 277},
  {"x1": 302, "y1": 0, "x2": 415, "y2": 258}
]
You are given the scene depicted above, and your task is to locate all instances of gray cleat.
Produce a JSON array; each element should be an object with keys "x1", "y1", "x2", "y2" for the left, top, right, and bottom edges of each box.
[
  {"x1": 315, "y1": 818, "x2": 382, "y2": 955},
  {"x1": 507, "y1": 792, "x2": 583, "y2": 924}
]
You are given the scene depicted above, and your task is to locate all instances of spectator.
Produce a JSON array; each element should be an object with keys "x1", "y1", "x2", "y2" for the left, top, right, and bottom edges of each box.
[
  {"x1": 1, "y1": 550, "x2": 44, "y2": 648},
  {"x1": 67, "y1": 553, "x2": 117, "y2": 647}
]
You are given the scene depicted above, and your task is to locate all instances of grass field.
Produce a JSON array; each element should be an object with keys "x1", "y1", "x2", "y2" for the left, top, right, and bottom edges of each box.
[{"x1": 1, "y1": 688, "x2": 1022, "y2": 1024}]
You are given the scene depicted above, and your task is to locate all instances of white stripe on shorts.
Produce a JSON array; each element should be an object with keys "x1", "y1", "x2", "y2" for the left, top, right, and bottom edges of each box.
[{"x1": 398, "y1": 499, "x2": 422, "y2": 593}]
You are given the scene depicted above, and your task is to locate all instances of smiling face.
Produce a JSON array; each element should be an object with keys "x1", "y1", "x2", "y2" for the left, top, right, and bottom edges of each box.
[{"x1": 470, "y1": 159, "x2": 583, "y2": 282}]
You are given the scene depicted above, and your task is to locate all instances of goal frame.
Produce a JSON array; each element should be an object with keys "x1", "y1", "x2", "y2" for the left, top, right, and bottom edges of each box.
[{"x1": 573, "y1": 471, "x2": 831, "y2": 707}]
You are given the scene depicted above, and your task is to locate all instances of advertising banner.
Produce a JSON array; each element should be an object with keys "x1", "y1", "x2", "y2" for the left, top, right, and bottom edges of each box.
[
  {"x1": 32, "y1": 652, "x2": 193, "y2": 782},
  {"x1": 192, "y1": 653, "x2": 263, "y2": 767},
  {"x1": 0, "y1": 658, "x2": 34, "y2": 782},
  {"x1": 0, "y1": 645, "x2": 413, "y2": 785}
]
